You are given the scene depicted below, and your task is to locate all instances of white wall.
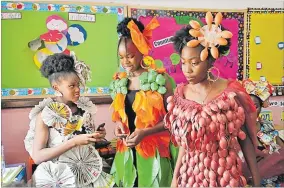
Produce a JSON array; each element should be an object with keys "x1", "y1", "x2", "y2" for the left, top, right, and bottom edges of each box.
[{"x1": 9, "y1": 0, "x2": 284, "y2": 9}]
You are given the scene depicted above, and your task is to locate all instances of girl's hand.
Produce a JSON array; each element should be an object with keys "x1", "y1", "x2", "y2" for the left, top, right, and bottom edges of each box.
[
  {"x1": 125, "y1": 128, "x2": 145, "y2": 148},
  {"x1": 71, "y1": 133, "x2": 101, "y2": 146},
  {"x1": 114, "y1": 123, "x2": 128, "y2": 139}
]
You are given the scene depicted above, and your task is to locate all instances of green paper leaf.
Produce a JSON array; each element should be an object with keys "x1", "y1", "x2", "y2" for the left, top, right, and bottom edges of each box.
[
  {"x1": 168, "y1": 76, "x2": 177, "y2": 91},
  {"x1": 111, "y1": 151, "x2": 125, "y2": 186},
  {"x1": 123, "y1": 150, "x2": 137, "y2": 187},
  {"x1": 137, "y1": 154, "x2": 159, "y2": 187}
]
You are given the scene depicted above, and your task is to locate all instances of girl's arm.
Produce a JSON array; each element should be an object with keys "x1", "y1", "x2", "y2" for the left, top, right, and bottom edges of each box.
[
  {"x1": 238, "y1": 124, "x2": 261, "y2": 186},
  {"x1": 32, "y1": 113, "x2": 102, "y2": 164},
  {"x1": 171, "y1": 146, "x2": 185, "y2": 188}
]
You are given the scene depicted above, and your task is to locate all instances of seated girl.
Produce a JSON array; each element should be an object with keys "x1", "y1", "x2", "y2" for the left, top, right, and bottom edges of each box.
[{"x1": 24, "y1": 53, "x2": 114, "y2": 187}]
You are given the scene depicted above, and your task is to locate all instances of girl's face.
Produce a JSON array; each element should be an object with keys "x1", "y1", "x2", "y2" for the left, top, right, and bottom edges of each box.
[
  {"x1": 53, "y1": 72, "x2": 81, "y2": 103},
  {"x1": 181, "y1": 45, "x2": 211, "y2": 84},
  {"x1": 118, "y1": 38, "x2": 143, "y2": 73}
]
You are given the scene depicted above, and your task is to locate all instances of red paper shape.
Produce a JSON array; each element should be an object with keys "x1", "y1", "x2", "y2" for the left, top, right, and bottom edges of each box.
[{"x1": 40, "y1": 30, "x2": 63, "y2": 43}]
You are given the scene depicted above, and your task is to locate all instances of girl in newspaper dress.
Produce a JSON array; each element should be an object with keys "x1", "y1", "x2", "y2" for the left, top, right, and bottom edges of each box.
[{"x1": 24, "y1": 53, "x2": 114, "y2": 187}]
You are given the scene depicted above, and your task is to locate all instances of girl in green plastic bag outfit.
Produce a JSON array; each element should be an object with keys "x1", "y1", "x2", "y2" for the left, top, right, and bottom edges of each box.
[{"x1": 110, "y1": 17, "x2": 178, "y2": 187}]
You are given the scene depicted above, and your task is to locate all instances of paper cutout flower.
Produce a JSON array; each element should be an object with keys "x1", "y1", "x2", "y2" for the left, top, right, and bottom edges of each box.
[
  {"x1": 41, "y1": 102, "x2": 72, "y2": 128},
  {"x1": 58, "y1": 145, "x2": 103, "y2": 186},
  {"x1": 32, "y1": 161, "x2": 76, "y2": 188},
  {"x1": 187, "y1": 12, "x2": 233, "y2": 61}
]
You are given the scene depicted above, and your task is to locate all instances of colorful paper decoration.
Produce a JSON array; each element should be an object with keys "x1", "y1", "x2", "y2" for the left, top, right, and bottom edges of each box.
[
  {"x1": 66, "y1": 24, "x2": 87, "y2": 46},
  {"x1": 28, "y1": 15, "x2": 87, "y2": 68},
  {"x1": 45, "y1": 34, "x2": 68, "y2": 53},
  {"x1": 46, "y1": 15, "x2": 68, "y2": 33},
  {"x1": 33, "y1": 48, "x2": 53, "y2": 68},
  {"x1": 28, "y1": 38, "x2": 45, "y2": 51}
]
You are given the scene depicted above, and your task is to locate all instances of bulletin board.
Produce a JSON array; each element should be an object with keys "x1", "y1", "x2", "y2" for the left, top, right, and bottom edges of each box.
[
  {"x1": 1, "y1": 1, "x2": 126, "y2": 99},
  {"x1": 246, "y1": 8, "x2": 284, "y2": 85},
  {"x1": 129, "y1": 7, "x2": 246, "y2": 84}
]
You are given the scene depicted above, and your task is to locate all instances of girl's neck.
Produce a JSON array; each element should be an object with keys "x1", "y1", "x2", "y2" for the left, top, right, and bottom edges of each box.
[
  {"x1": 55, "y1": 96, "x2": 75, "y2": 107},
  {"x1": 131, "y1": 67, "x2": 146, "y2": 77},
  {"x1": 189, "y1": 77, "x2": 213, "y2": 94}
]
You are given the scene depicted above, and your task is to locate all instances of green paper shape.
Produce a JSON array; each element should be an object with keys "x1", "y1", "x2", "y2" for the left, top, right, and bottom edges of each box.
[
  {"x1": 139, "y1": 72, "x2": 148, "y2": 85},
  {"x1": 110, "y1": 151, "x2": 125, "y2": 186},
  {"x1": 110, "y1": 92, "x2": 116, "y2": 100},
  {"x1": 158, "y1": 86, "x2": 167, "y2": 94},
  {"x1": 169, "y1": 143, "x2": 179, "y2": 169},
  {"x1": 116, "y1": 87, "x2": 121, "y2": 93},
  {"x1": 121, "y1": 86, "x2": 127, "y2": 95},
  {"x1": 148, "y1": 70, "x2": 158, "y2": 83},
  {"x1": 141, "y1": 83, "x2": 151, "y2": 91},
  {"x1": 114, "y1": 80, "x2": 119, "y2": 89},
  {"x1": 119, "y1": 78, "x2": 128, "y2": 87},
  {"x1": 174, "y1": 16, "x2": 204, "y2": 26},
  {"x1": 111, "y1": 149, "x2": 137, "y2": 187},
  {"x1": 154, "y1": 59, "x2": 164, "y2": 68},
  {"x1": 159, "y1": 157, "x2": 174, "y2": 187},
  {"x1": 156, "y1": 74, "x2": 166, "y2": 86},
  {"x1": 109, "y1": 80, "x2": 115, "y2": 90},
  {"x1": 168, "y1": 76, "x2": 177, "y2": 90},
  {"x1": 151, "y1": 82, "x2": 159, "y2": 91},
  {"x1": 170, "y1": 53, "x2": 181, "y2": 66},
  {"x1": 137, "y1": 153, "x2": 159, "y2": 187}
]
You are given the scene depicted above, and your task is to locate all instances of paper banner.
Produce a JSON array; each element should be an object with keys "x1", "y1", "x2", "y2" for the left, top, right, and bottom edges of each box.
[
  {"x1": 1, "y1": 2, "x2": 125, "y2": 22},
  {"x1": 1, "y1": 87, "x2": 110, "y2": 97}
]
